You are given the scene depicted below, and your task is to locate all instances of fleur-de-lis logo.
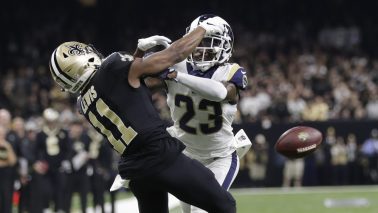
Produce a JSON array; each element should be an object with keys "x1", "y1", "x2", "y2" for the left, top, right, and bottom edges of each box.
[
  {"x1": 67, "y1": 44, "x2": 85, "y2": 56},
  {"x1": 298, "y1": 132, "x2": 309, "y2": 142}
]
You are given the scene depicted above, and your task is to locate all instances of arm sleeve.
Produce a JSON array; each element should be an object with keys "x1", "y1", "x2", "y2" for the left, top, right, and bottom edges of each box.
[{"x1": 175, "y1": 72, "x2": 227, "y2": 101}]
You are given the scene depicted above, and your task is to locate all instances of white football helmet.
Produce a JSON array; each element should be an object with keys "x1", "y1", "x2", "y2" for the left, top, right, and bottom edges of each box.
[
  {"x1": 49, "y1": 41, "x2": 102, "y2": 93},
  {"x1": 186, "y1": 14, "x2": 234, "y2": 71}
]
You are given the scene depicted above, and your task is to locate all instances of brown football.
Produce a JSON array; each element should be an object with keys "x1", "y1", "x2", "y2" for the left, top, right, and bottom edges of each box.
[{"x1": 275, "y1": 126, "x2": 323, "y2": 159}]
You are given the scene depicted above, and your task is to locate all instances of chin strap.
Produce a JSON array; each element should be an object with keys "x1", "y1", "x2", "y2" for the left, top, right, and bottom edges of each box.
[{"x1": 175, "y1": 72, "x2": 227, "y2": 101}]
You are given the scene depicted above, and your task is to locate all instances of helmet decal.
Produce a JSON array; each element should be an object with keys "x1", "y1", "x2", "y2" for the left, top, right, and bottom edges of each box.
[
  {"x1": 198, "y1": 14, "x2": 216, "y2": 22},
  {"x1": 67, "y1": 44, "x2": 86, "y2": 56}
]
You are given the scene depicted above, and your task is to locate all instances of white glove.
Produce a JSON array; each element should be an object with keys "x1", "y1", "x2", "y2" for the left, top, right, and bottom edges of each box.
[
  {"x1": 137, "y1": 35, "x2": 172, "y2": 51},
  {"x1": 199, "y1": 17, "x2": 225, "y2": 36},
  {"x1": 234, "y1": 129, "x2": 252, "y2": 158},
  {"x1": 110, "y1": 174, "x2": 130, "y2": 191}
]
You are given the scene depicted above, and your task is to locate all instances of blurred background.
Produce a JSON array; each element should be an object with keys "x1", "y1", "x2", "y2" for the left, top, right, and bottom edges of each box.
[{"x1": 1, "y1": 0, "x2": 378, "y2": 212}]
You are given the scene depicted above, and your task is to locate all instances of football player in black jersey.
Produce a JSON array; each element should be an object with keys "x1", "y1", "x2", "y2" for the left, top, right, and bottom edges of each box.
[{"x1": 49, "y1": 17, "x2": 236, "y2": 213}]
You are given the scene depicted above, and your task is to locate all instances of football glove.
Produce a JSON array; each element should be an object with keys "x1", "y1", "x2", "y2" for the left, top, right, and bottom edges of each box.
[
  {"x1": 199, "y1": 17, "x2": 225, "y2": 36},
  {"x1": 137, "y1": 35, "x2": 172, "y2": 51},
  {"x1": 110, "y1": 174, "x2": 130, "y2": 191},
  {"x1": 234, "y1": 129, "x2": 252, "y2": 158}
]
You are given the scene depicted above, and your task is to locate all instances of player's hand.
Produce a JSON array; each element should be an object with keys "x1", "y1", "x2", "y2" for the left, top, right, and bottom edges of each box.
[
  {"x1": 158, "y1": 68, "x2": 177, "y2": 80},
  {"x1": 137, "y1": 35, "x2": 172, "y2": 51},
  {"x1": 199, "y1": 17, "x2": 225, "y2": 36}
]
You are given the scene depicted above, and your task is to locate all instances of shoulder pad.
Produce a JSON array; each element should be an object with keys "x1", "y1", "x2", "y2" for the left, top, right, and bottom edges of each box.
[
  {"x1": 101, "y1": 52, "x2": 133, "y2": 77},
  {"x1": 103, "y1": 52, "x2": 133, "y2": 64}
]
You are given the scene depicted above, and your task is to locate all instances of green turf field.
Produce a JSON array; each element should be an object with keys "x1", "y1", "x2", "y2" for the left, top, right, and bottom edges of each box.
[
  {"x1": 40, "y1": 185, "x2": 378, "y2": 213},
  {"x1": 171, "y1": 186, "x2": 378, "y2": 213}
]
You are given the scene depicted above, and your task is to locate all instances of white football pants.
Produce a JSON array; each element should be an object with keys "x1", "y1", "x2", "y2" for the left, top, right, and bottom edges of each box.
[{"x1": 180, "y1": 150, "x2": 240, "y2": 213}]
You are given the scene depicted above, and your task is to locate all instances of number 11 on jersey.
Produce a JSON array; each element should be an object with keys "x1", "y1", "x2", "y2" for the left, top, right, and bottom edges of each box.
[{"x1": 88, "y1": 98, "x2": 137, "y2": 154}]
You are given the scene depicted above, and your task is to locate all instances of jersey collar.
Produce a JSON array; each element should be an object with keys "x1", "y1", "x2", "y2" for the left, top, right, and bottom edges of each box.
[{"x1": 186, "y1": 62, "x2": 219, "y2": 79}]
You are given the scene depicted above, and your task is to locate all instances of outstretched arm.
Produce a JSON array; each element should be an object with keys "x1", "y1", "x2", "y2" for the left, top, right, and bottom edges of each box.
[
  {"x1": 130, "y1": 27, "x2": 205, "y2": 77},
  {"x1": 128, "y1": 18, "x2": 223, "y2": 87},
  {"x1": 167, "y1": 71, "x2": 238, "y2": 102}
]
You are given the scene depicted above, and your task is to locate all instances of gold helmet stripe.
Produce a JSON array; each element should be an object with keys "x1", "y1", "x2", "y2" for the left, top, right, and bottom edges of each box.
[
  {"x1": 52, "y1": 49, "x2": 77, "y2": 82},
  {"x1": 49, "y1": 63, "x2": 72, "y2": 89},
  {"x1": 50, "y1": 49, "x2": 74, "y2": 86}
]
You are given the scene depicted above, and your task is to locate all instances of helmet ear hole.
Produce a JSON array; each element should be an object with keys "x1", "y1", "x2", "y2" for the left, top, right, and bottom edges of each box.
[
  {"x1": 88, "y1": 57, "x2": 94, "y2": 62},
  {"x1": 63, "y1": 53, "x2": 69, "y2": 58}
]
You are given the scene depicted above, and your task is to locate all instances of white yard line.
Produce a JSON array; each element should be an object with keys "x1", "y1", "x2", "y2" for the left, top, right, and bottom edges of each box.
[{"x1": 230, "y1": 185, "x2": 378, "y2": 196}]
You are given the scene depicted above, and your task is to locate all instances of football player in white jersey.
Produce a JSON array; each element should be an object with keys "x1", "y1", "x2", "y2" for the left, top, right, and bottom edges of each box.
[{"x1": 140, "y1": 14, "x2": 249, "y2": 213}]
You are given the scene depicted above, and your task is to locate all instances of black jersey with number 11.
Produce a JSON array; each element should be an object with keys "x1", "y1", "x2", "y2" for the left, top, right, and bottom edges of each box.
[{"x1": 77, "y1": 52, "x2": 185, "y2": 179}]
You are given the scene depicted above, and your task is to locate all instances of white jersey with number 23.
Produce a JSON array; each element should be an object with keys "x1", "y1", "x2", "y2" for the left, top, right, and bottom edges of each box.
[{"x1": 166, "y1": 61, "x2": 248, "y2": 159}]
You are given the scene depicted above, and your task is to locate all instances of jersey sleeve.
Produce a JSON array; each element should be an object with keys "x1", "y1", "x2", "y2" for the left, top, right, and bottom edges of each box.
[{"x1": 227, "y1": 64, "x2": 248, "y2": 90}]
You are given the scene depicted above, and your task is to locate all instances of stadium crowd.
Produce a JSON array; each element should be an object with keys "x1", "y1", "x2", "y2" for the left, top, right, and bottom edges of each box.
[
  {"x1": 1, "y1": 0, "x2": 378, "y2": 212},
  {"x1": 0, "y1": 108, "x2": 119, "y2": 213},
  {"x1": 1, "y1": 5, "x2": 378, "y2": 123}
]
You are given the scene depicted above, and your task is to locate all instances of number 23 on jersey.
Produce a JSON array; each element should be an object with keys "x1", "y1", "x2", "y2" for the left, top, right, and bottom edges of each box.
[{"x1": 175, "y1": 94, "x2": 223, "y2": 135}]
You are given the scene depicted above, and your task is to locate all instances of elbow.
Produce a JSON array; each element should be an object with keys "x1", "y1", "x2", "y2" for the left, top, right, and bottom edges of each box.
[
  {"x1": 206, "y1": 86, "x2": 228, "y2": 102},
  {"x1": 214, "y1": 88, "x2": 228, "y2": 101},
  {"x1": 215, "y1": 82, "x2": 228, "y2": 101}
]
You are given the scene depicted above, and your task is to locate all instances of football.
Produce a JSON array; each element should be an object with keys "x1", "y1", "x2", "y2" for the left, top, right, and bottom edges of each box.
[{"x1": 275, "y1": 126, "x2": 323, "y2": 159}]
